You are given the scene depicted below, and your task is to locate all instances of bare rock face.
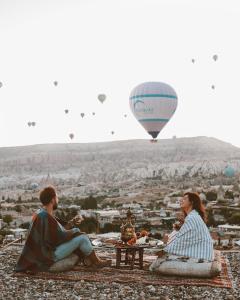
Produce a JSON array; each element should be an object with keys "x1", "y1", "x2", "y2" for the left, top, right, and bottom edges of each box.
[{"x1": 0, "y1": 136, "x2": 240, "y2": 190}]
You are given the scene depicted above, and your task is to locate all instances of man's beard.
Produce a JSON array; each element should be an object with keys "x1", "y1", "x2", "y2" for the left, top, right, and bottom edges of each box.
[{"x1": 53, "y1": 203, "x2": 58, "y2": 210}]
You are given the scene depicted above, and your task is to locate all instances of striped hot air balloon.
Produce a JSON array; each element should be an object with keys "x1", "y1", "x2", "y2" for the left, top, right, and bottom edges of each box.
[{"x1": 129, "y1": 82, "x2": 178, "y2": 139}]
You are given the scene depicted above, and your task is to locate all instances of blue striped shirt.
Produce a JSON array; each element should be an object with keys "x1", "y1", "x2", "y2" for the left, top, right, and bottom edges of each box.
[{"x1": 164, "y1": 210, "x2": 213, "y2": 261}]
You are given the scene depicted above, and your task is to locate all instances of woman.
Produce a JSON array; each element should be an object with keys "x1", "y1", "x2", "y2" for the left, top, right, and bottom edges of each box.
[{"x1": 158, "y1": 192, "x2": 213, "y2": 261}]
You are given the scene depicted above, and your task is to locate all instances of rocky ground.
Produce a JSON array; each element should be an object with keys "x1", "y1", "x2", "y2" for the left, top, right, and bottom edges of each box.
[{"x1": 0, "y1": 247, "x2": 239, "y2": 300}]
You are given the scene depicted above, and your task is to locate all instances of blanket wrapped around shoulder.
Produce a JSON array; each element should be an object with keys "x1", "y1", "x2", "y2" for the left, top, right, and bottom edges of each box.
[
  {"x1": 149, "y1": 250, "x2": 221, "y2": 278},
  {"x1": 15, "y1": 209, "x2": 77, "y2": 272}
]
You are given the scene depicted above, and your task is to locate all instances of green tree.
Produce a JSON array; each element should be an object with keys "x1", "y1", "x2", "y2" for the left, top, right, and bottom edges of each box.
[
  {"x1": 15, "y1": 205, "x2": 22, "y2": 213},
  {"x1": 3, "y1": 215, "x2": 13, "y2": 225},
  {"x1": 79, "y1": 217, "x2": 99, "y2": 233},
  {"x1": 207, "y1": 209, "x2": 216, "y2": 227},
  {"x1": 224, "y1": 190, "x2": 234, "y2": 199},
  {"x1": 206, "y1": 191, "x2": 218, "y2": 201},
  {"x1": 228, "y1": 213, "x2": 240, "y2": 225},
  {"x1": 81, "y1": 196, "x2": 97, "y2": 210}
]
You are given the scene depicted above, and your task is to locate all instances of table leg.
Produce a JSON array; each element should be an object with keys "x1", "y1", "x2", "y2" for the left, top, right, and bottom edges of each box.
[
  {"x1": 130, "y1": 250, "x2": 136, "y2": 269},
  {"x1": 125, "y1": 249, "x2": 129, "y2": 265},
  {"x1": 139, "y1": 248, "x2": 144, "y2": 269},
  {"x1": 116, "y1": 249, "x2": 121, "y2": 268}
]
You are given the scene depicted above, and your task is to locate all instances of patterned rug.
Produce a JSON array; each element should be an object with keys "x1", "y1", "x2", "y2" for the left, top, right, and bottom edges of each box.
[{"x1": 14, "y1": 254, "x2": 233, "y2": 289}]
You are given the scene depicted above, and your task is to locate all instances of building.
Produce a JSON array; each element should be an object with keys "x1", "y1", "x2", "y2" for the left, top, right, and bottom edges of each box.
[
  {"x1": 94, "y1": 210, "x2": 121, "y2": 229},
  {"x1": 10, "y1": 228, "x2": 28, "y2": 239},
  {"x1": 218, "y1": 224, "x2": 240, "y2": 235}
]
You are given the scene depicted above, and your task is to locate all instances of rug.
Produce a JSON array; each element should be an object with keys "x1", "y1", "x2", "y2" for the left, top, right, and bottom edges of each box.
[{"x1": 13, "y1": 254, "x2": 233, "y2": 289}]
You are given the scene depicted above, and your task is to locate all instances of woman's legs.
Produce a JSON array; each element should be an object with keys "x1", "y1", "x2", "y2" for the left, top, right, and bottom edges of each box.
[{"x1": 54, "y1": 234, "x2": 93, "y2": 262}]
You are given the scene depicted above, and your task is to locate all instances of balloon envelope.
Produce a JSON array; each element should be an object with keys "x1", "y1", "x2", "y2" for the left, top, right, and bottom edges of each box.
[
  {"x1": 213, "y1": 55, "x2": 218, "y2": 61},
  {"x1": 27, "y1": 122, "x2": 32, "y2": 127},
  {"x1": 224, "y1": 166, "x2": 235, "y2": 177},
  {"x1": 98, "y1": 94, "x2": 106, "y2": 103},
  {"x1": 129, "y1": 82, "x2": 178, "y2": 139},
  {"x1": 54, "y1": 81, "x2": 58, "y2": 86},
  {"x1": 69, "y1": 133, "x2": 74, "y2": 140},
  {"x1": 31, "y1": 122, "x2": 36, "y2": 126},
  {"x1": 80, "y1": 113, "x2": 85, "y2": 118},
  {"x1": 65, "y1": 109, "x2": 69, "y2": 114}
]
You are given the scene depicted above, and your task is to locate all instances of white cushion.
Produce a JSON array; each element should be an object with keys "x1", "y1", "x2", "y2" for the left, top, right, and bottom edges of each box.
[{"x1": 49, "y1": 253, "x2": 79, "y2": 273}]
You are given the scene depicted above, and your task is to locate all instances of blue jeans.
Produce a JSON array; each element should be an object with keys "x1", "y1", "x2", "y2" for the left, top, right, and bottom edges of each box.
[{"x1": 54, "y1": 234, "x2": 93, "y2": 262}]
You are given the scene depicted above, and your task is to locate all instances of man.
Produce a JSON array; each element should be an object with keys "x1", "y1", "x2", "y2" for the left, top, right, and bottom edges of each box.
[{"x1": 15, "y1": 186, "x2": 111, "y2": 272}]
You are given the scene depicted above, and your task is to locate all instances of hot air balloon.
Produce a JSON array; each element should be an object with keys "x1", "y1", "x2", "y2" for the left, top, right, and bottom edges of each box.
[
  {"x1": 212, "y1": 55, "x2": 218, "y2": 61},
  {"x1": 224, "y1": 166, "x2": 235, "y2": 178},
  {"x1": 54, "y1": 81, "x2": 58, "y2": 86},
  {"x1": 27, "y1": 122, "x2": 32, "y2": 127},
  {"x1": 98, "y1": 94, "x2": 106, "y2": 103},
  {"x1": 129, "y1": 82, "x2": 178, "y2": 140},
  {"x1": 111, "y1": 131, "x2": 114, "y2": 135},
  {"x1": 80, "y1": 113, "x2": 85, "y2": 118},
  {"x1": 191, "y1": 59, "x2": 195, "y2": 63},
  {"x1": 65, "y1": 109, "x2": 69, "y2": 114},
  {"x1": 92, "y1": 112, "x2": 95, "y2": 116},
  {"x1": 211, "y1": 85, "x2": 215, "y2": 90},
  {"x1": 0, "y1": 82, "x2": 3, "y2": 88},
  {"x1": 69, "y1": 133, "x2": 74, "y2": 140},
  {"x1": 124, "y1": 114, "x2": 127, "y2": 118},
  {"x1": 30, "y1": 183, "x2": 39, "y2": 190},
  {"x1": 31, "y1": 122, "x2": 36, "y2": 126}
]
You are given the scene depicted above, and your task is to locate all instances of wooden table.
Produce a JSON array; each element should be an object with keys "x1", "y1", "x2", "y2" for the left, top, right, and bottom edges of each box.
[{"x1": 115, "y1": 245, "x2": 147, "y2": 270}]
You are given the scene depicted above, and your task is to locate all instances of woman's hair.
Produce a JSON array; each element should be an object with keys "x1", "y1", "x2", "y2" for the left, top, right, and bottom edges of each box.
[{"x1": 183, "y1": 192, "x2": 207, "y2": 223}]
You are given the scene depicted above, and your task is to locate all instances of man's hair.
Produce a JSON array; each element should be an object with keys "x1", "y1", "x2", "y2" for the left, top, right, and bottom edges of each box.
[{"x1": 40, "y1": 186, "x2": 56, "y2": 205}]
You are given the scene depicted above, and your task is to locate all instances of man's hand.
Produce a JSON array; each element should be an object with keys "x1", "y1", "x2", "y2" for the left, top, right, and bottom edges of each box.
[{"x1": 66, "y1": 215, "x2": 83, "y2": 229}]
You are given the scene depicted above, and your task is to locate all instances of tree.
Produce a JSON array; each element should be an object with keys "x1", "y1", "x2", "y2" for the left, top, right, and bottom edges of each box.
[
  {"x1": 224, "y1": 190, "x2": 234, "y2": 200},
  {"x1": 79, "y1": 217, "x2": 99, "y2": 233},
  {"x1": 15, "y1": 205, "x2": 22, "y2": 213},
  {"x1": 3, "y1": 215, "x2": 13, "y2": 225},
  {"x1": 206, "y1": 191, "x2": 218, "y2": 201},
  {"x1": 81, "y1": 196, "x2": 97, "y2": 210},
  {"x1": 207, "y1": 209, "x2": 216, "y2": 227},
  {"x1": 228, "y1": 213, "x2": 240, "y2": 225}
]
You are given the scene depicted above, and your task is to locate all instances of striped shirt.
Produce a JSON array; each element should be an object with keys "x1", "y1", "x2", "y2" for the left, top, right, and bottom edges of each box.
[{"x1": 164, "y1": 210, "x2": 213, "y2": 261}]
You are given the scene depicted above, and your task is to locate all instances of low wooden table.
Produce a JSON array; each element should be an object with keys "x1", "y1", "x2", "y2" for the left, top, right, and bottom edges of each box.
[{"x1": 115, "y1": 245, "x2": 147, "y2": 270}]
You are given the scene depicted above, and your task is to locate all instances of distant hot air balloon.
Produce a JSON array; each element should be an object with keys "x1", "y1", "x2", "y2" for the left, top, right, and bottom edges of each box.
[
  {"x1": 30, "y1": 183, "x2": 39, "y2": 190},
  {"x1": 211, "y1": 85, "x2": 215, "y2": 90},
  {"x1": 212, "y1": 55, "x2": 218, "y2": 61},
  {"x1": 111, "y1": 131, "x2": 114, "y2": 135},
  {"x1": 191, "y1": 59, "x2": 195, "y2": 63},
  {"x1": 31, "y1": 122, "x2": 36, "y2": 126},
  {"x1": 98, "y1": 94, "x2": 106, "y2": 103},
  {"x1": 65, "y1": 109, "x2": 69, "y2": 114},
  {"x1": 80, "y1": 113, "x2": 85, "y2": 118},
  {"x1": 224, "y1": 166, "x2": 235, "y2": 178},
  {"x1": 124, "y1": 114, "x2": 127, "y2": 118},
  {"x1": 69, "y1": 133, "x2": 74, "y2": 140},
  {"x1": 129, "y1": 82, "x2": 178, "y2": 140},
  {"x1": 27, "y1": 122, "x2": 32, "y2": 127},
  {"x1": 54, "y1": 81, "x2": 58, "y2": 86},
  {"x1": 92, "y1": 112, "x2": 95, "y2": 116},
  {"x1": 0, "y1": 82, "x2": 3, "y2": 88}
]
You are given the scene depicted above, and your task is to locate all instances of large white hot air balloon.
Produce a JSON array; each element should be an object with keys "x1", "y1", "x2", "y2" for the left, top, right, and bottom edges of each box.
[{"x1": 129, "y1": 82, "x2": 178, "y2": 140}]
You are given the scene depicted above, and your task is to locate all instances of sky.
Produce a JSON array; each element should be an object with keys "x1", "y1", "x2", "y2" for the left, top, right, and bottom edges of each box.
[{"x1": 0, "y1": 0, "x2": 240, "y2": 148}]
